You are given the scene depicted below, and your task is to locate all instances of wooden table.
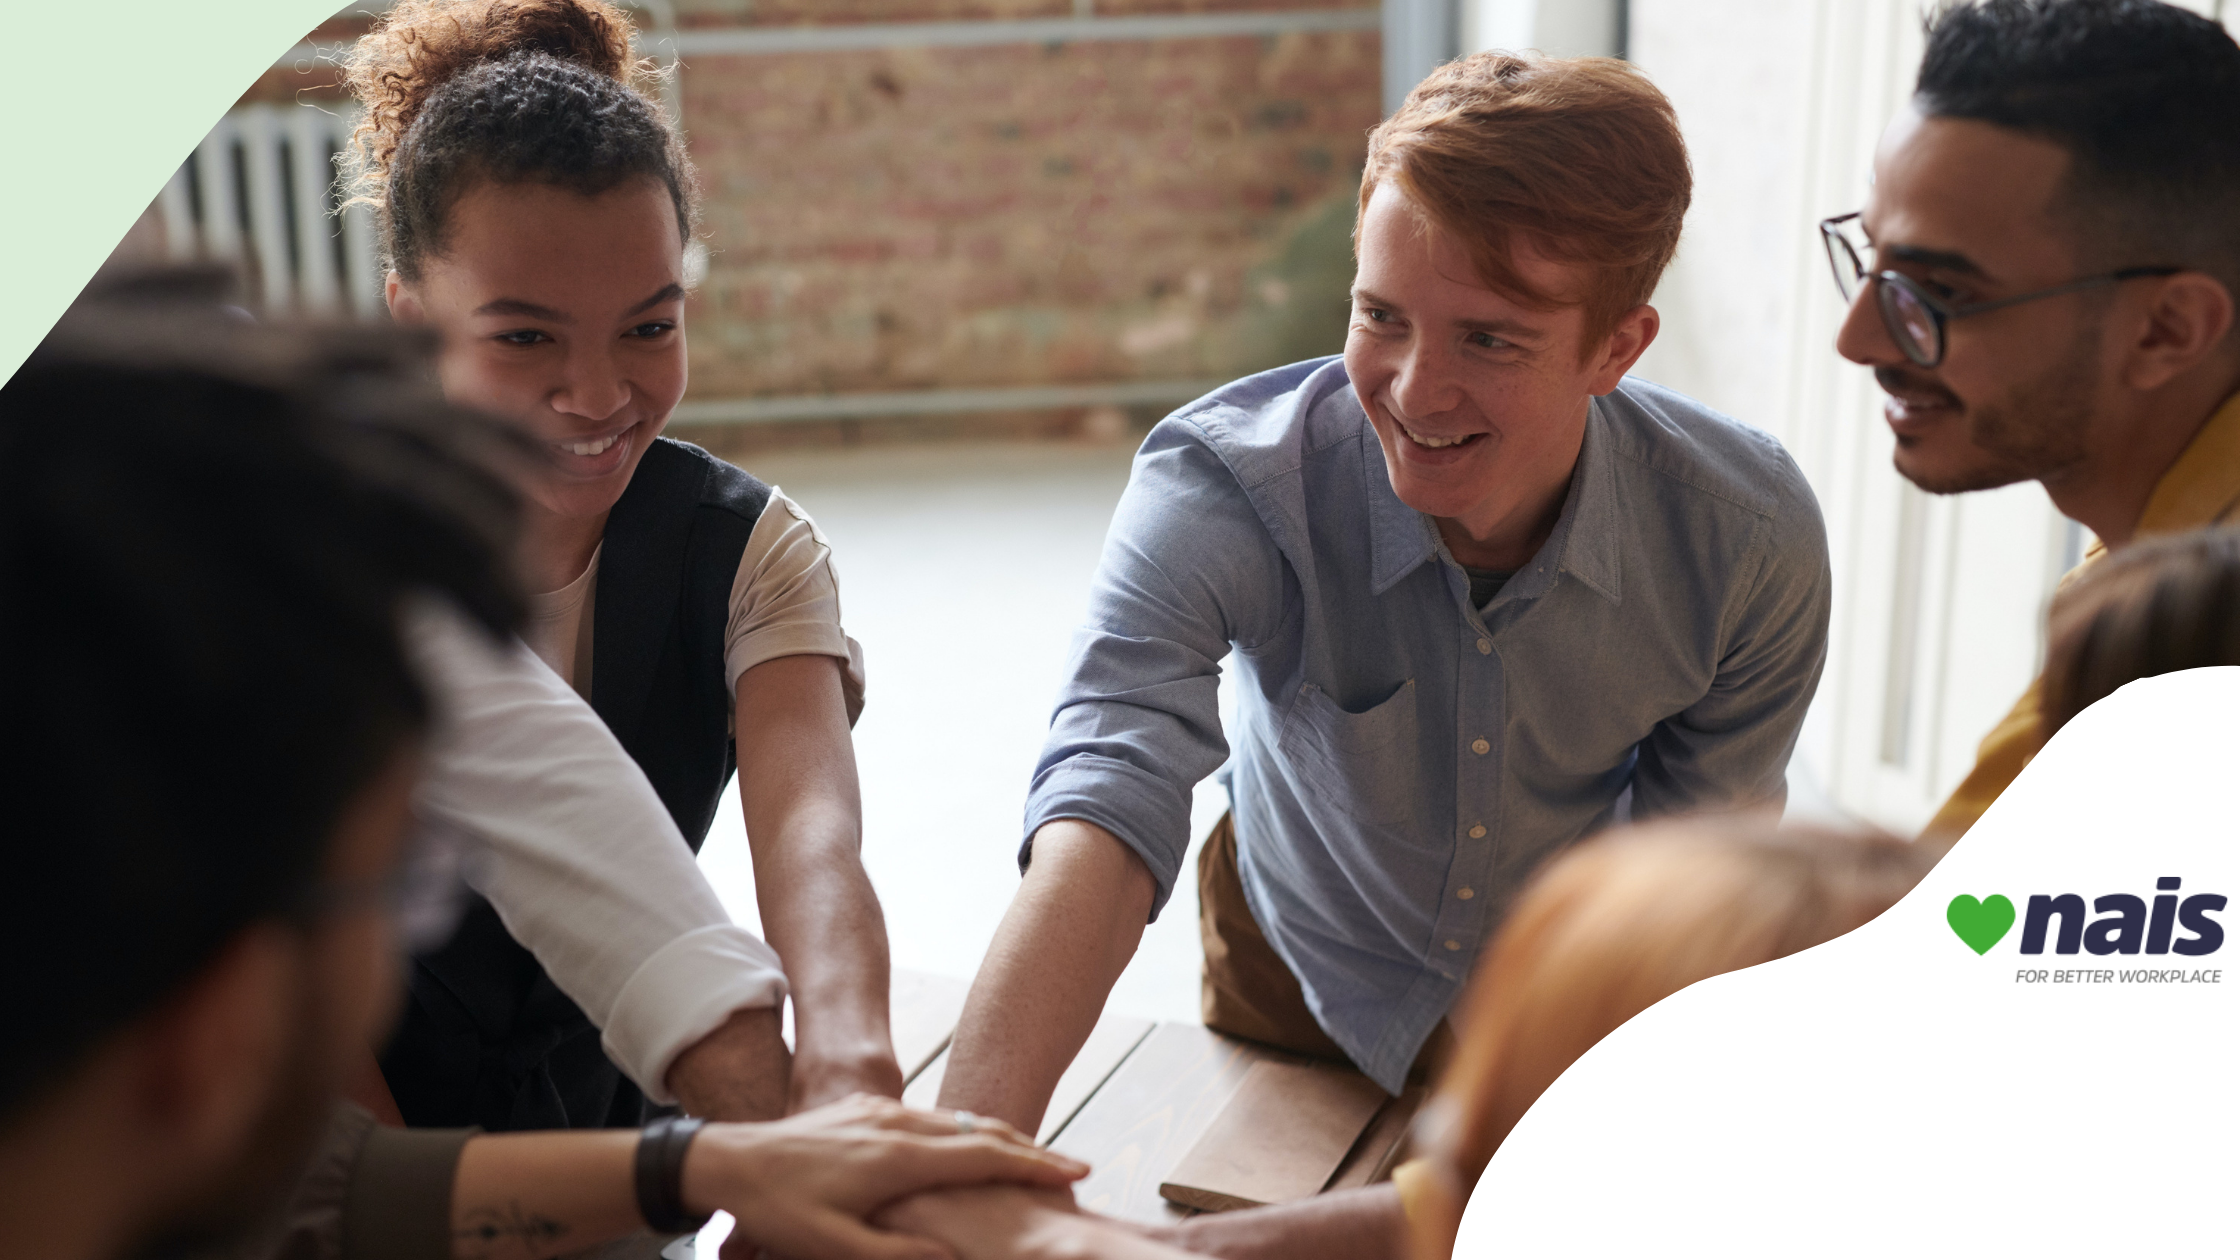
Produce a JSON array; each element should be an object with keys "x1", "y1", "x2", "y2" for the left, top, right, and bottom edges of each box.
[{"x1": 889, "y1": 970, "x2": 1423, "y2": 1225}]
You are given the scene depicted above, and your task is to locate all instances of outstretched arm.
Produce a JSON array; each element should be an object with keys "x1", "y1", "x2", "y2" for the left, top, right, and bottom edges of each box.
[
  {"x1": 938, "y1": 418, "x2": 1284, "y2": 1132},
  {"x1": 735, "y1": 652, "x2": 903, "y2": 1111},
  {"x1": 876, "y1": 1185, "x2": 1197, "y2": 1260},
  {"x1": 871, "y1": 1183, "x2": 1406, "y2": 1260},
  {"x1": 441, "y1": 1096, "x2": 1086, "y2": 1260},
  {"x1": 405, "y1": 603, "x2": 791, "y2": 1116},
  {"x1": 1144, "y1": 1186, "x2": 1406, "y2": 1260},
  {"x1": 666, "y1": 1005, "x2": 792, "y2": 1122},
  {"x1": 935, "y1": 820, "x2": 1156, "y2": 1134}
]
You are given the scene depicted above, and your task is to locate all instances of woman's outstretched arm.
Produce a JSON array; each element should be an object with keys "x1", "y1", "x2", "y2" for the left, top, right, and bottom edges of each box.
[{"x1": 734, "y1": 653, "x2": 903, "y2": 1110}]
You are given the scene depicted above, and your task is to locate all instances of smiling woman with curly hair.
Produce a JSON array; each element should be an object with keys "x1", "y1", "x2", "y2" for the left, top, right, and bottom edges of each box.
[{"x1": 338, "y1": 0, "x2": 905, "y2": 1137}]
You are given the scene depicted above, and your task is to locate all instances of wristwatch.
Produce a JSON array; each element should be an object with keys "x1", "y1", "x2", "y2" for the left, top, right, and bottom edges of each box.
[{"x1": 634, "y1": 1114, "x2": 713, "y2": 1235}]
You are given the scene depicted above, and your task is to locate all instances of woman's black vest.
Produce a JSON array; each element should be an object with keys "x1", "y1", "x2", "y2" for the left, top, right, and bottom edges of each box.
[{"x1": 381, "y1": 439, "x2": 772, "y2": 1130}]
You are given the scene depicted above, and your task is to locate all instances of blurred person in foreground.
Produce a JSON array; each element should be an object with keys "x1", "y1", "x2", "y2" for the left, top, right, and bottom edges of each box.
[
  {"x1": 0, "y1": 307, "x2": 1084, "y2": 1260},
  {"x1": 2038, "y1": 524, "x2": 2240, "y2": 736},
  {"x1": 941, "y1": 50, "x2": 1833, "y2": 1130},
  {"x1": 872, "y1": 818, "x2": 1936, "y2": 1260},
  {"x1": 81, "y1": 251, "x2": 812, "y2": 1143},
  {"x1": 1822, "y1": 0, "x2": 2240, "y2": 839}
]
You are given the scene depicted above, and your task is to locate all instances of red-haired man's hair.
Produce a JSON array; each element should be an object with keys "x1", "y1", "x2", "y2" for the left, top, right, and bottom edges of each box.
[{"x1": 1362, "y1": 51, "x2": 1692, "y2": 353}]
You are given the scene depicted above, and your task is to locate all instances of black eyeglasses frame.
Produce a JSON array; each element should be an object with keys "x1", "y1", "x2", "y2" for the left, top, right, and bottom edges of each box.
[{"x1": 1818, "y1": 211, "x2": 2182, "y2": 368}]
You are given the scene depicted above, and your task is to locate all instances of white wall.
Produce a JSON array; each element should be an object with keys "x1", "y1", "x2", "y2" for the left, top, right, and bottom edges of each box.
[
  {"x1": 1460, "y1": 0, "x2": 1624, "y2": 58},
  {"x1": 693, "y1": 440, "x2": 1231, "y2": 1021}
]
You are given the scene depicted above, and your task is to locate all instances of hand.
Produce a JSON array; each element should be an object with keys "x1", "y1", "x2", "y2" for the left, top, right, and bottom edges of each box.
[
  {"x1": 1139, "y1": 1186, "x2": 1409, "y2": 1260},
  {"x1": 684, "y1": 1094, "x2": 1088, "y2": 1260},
  {"x1": 790, "y1": 1039, "x2": 905, "y2": 1114},
  {"x1": 876, "y1": 1186, "x2": 1196, "y2": 1260},
  {"x1": 873, "y1": 1185, "x2": 1078, "y2": 1260}
]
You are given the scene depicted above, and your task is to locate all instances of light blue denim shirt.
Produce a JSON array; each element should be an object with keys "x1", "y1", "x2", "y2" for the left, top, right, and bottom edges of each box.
[{"x1": 1023, "y1": 356, "x2": 1830, "y2": 1090}]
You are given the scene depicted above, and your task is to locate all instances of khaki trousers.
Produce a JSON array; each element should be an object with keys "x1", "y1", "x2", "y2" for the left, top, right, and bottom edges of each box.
[{"x1": 1196, "y1": 812, "x2": 1454, "y2": 1083}]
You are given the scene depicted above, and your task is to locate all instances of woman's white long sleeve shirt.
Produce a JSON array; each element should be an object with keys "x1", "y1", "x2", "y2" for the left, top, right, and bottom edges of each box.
[{"x1": 405, "y1": 602, "x2": 788, "y2": 1104}]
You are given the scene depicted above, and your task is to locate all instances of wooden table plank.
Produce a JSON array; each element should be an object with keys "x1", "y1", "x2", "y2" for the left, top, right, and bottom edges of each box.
[
  {"x1": 1048, "y1": 1023, "x2": 1302, "y2": 1226},
  {"x1": 900, "y1": 1009, "x2": 1156, "y2": 1141},
  {"x1": 889, "y1": 969, "x2": 972, "y2": 1086},
  {"x1": 1325, "y1": 1085, "x2": 1424, "y2": 1191},
  {"x1": 1039, "y1": 1012, "x2": 1156, "y2": 1145},
  {"x1": 889, "y1": 995, "x2": 1408, "y2": 1224},
  {"x1": 1158, "y1": 1059, "x2": 1389, "y2": 1211}
]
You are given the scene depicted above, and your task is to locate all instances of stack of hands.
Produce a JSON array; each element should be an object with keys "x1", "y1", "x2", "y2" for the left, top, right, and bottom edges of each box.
[{"x1": 678, "y1": 1095, "x2": 1165, "y2": 1260}]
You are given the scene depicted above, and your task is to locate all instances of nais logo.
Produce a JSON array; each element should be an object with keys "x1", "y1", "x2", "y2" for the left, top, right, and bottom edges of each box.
[
  {"x1": 1947, "y1": 894, "x2": 2018, "y2": 954},
  {"x1": 1948, "y1": 879, "x2": 2226, "y2": 985}
]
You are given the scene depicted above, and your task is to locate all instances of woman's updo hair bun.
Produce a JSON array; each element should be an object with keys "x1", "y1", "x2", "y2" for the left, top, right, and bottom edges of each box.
[{"x1": 342, "y1": 0, "x2": 698, "y2": 279}]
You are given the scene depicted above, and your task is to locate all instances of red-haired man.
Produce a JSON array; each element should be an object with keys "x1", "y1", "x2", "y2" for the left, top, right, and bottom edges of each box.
[{"x1": 940, "y1": 51, "x2": 1832, "y2": 1174}]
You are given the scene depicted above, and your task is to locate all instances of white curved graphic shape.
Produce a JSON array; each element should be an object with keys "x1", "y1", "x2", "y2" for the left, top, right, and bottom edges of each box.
[{"x1": 1461, "y1": 668, "x2": 2238, "y2": 1255}]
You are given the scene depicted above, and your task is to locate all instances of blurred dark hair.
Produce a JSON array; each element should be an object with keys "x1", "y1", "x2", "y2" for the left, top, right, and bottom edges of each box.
[
  {"x1": 0, "y1": 279, "x2": 524, "y2": 1120},
  {"x1": 2041, "y1": 526, "x2": 2240, "y2": 736},
  {"x1": 342, "y1": 0, "x2": 697, "y2": 279},
  {"x1": 1916, "y1": 0, "x2": 2240, "y2": 302}
]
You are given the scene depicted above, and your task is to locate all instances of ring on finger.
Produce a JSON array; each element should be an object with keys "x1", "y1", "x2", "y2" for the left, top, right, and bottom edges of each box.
[{"x1": 953, "y1": 1109, "x2": 978, "y2": 1136}]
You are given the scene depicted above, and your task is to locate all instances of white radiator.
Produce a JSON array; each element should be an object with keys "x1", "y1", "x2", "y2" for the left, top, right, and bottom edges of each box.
[{"x1": 155, "y1": 104, "x2": 382, "y2": 317}]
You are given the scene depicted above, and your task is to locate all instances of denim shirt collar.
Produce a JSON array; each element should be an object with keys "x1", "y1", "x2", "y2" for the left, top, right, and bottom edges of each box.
[{"x1": 1366, "y1": 395, "x2": 1625, "y2": 603}]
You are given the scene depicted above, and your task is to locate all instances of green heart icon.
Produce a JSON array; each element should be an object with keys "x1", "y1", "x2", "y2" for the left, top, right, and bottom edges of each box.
[{"x1": 1948, "y1": 894, "x2": 2016, "y2": 955}]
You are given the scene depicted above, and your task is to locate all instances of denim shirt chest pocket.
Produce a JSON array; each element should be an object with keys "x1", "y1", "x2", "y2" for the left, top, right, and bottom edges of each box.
[{"x1": 1276, "y1": 678, "x2": 1421, "y2": 834}]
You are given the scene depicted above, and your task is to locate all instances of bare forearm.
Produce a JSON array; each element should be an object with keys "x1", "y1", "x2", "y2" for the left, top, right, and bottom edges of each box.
[
  {"x1": 450, "y1": 1098, "x2": 1093, "y2": 1260},
  {"x1": 735, "y1": 654, "x2": 902, "y2": 1108},
  {"x1": 1147, "y1": 1187, "x2": 1406, "y2": 1260},
  {"x1": 450, "y1": 1132, "x2": 640, "y2": 1260},
  {"x1": 878, "y1": 1186, "x2": 1199, "y2": 1260},
  {"x1": 754, "y1": 826, "x2": 902, "y2": 1104},
  {"x1": 667, "y1": 1005, "x2": 790, "y2": 1121},
  {"x1": 937, "y1": 819, "x2": 1154, "y2": 1133}
]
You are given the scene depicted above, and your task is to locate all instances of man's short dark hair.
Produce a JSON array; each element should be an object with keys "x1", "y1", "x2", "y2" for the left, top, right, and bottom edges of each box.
[
  {"x1": 0, "y1": 290, "x2": 524, "y2": 1120},
  {"x1": 1918, "y1": 0, "x2": 2240, "y2": 300}
]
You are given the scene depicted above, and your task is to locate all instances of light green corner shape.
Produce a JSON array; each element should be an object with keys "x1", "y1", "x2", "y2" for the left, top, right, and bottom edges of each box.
[{"x1": 1, "y1": 1, "x2": 346, "y2": 385}]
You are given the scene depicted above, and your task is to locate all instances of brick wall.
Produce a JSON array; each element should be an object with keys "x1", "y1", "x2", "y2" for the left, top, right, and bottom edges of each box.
[{"x1": 237, "y1": 2, "x2": 1382, "y2": 449}]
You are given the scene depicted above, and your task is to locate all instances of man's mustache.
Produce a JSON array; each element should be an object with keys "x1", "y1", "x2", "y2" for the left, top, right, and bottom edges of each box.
[{"x1": 1874, "y1": 365, "x2": 1962, "y2": 407}]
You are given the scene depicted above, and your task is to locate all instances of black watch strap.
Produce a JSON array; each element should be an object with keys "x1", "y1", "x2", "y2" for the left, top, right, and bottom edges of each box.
[{"x1": 634, "y1": 1114, "x2": 712, "y2": 1235}]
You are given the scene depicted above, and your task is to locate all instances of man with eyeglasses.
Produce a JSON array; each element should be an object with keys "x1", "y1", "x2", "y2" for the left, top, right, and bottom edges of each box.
[{"x1": 1825, "y1": 0, "x2": 2240, "y2": 838}]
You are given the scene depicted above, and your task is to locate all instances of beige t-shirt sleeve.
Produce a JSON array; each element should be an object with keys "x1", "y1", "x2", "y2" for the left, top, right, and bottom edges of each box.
[{"x1": 725, "y1": 487, "x2": 867, "y2": 725}]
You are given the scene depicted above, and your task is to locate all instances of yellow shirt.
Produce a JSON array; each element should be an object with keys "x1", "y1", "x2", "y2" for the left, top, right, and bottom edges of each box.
[{"x1": 1924, "y1": 390, "x2": 2240, "y2": 839}]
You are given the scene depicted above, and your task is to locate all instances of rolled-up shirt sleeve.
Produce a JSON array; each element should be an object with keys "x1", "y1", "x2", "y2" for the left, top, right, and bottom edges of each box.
[
  {"x1": 1021, "y1": 418, "x2": 1285, "y2": 918},
  {"x1": 405, "y1": 602, "x2": 789, "y2": 1103}
]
